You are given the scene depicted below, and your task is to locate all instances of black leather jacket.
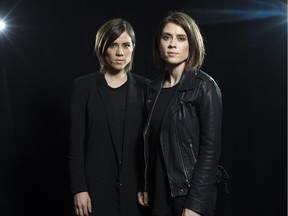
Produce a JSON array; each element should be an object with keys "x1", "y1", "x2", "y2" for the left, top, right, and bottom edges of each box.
[{"x1": 143, "y1": 70, "x2": 222, "y2": 214}]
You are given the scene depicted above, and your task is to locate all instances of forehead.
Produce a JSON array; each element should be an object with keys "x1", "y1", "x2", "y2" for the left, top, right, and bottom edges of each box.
[
  {"x1": 113, "y1": 31, "x2": 132, "y2": 43},
  {"x1": 162, "y1": 22, "x2": 186, "y2": 35}
]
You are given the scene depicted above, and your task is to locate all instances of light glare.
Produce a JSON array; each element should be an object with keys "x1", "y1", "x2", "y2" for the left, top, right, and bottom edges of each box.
[{"x1": 0, "y1": 20, "x2": 6, "y2": 31}]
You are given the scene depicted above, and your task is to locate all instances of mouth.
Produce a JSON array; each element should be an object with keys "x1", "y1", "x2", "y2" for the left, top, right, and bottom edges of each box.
[
  {"x1": 114, "y1": 60, "x2": 125, "y2": 64},
  {"x1": 167, "y1": 52, "x2": 178, "y2": 56}
]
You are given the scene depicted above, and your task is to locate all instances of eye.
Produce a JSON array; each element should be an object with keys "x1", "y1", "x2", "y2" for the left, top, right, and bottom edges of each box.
[
  {"x1": 161, "y1": 35, "x2": 171, "y2": 41},
  {"x1": 122, "y1": 43, "x2": 131, "y2": 49},
  {"x1": 177, "y1": 36, "x2": 187, "y2": 42},
  {"x1": 161, "y1": 33, "x2": 172, "y2": 41},
  {"x1": 109, "y1": 43, "x2": 117, "y2": 48}
]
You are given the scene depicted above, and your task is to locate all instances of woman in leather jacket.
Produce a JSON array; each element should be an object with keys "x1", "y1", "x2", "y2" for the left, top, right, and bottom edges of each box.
[{"x1": 138, "y1": 11, "x2": 222, "y2": 216}]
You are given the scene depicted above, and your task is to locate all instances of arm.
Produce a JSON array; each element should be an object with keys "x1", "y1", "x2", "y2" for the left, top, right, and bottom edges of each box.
[
  {"x1": 68, "y1": 77, "x2": 89, "y2": 196},
  {"x1": 185, "y1": 77, "x2": 222, "y2": 213}
]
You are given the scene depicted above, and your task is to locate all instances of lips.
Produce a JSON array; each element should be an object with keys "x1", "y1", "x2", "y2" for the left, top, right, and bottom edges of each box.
[
  {"x1": 114, "y1": 60, "x2": 125, "y2": 64},
  {"x1": 167, "y1": 52, "x2": 178, "y2": 56}
]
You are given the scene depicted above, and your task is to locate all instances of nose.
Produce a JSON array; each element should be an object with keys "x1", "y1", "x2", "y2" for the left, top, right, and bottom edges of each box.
[
  {"x1": 116, "y1": 47, "x2": 124, "y2": 56},
  {"x1": 168, "y1": 44, "x2": 176, "y2": 49},
  {"x1": 168, "y1": 39, "x2": 176, "y2": 48}
]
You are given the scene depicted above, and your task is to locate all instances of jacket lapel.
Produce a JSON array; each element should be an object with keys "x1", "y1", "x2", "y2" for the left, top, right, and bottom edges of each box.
[
  {"x1": 154, "y1": 70, "x2": 197, "y2": 129},
  {"x1": 95, "y1": 72, "x2": 121, "y2": 162}
]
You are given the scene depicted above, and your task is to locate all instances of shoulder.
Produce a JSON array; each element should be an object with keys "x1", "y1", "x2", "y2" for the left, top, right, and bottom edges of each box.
[
  {"x1": 73, "y1": 71, "x2": 106, "y2": 87},
  {"x1": 195, "y1": 70, "x2": 215, "y2": 82},
  {"x1": 71, "y1": 72, "x2": 102, "y2": 95},
  {"x1": 129, "y1": 72, "x2": 151, "y2": 85},
  {"x1": 193, "y1": 70, "x2": 222, "y2": 102},
  {"x1": 194, "y1": 70, "x2": 220, "y2": 89},
  {"x1": 74, "y1": 72, "x2": 98, "y2": 84}
]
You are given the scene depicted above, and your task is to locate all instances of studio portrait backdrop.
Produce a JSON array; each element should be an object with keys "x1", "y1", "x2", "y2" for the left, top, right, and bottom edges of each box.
[{"x1": 0, "y1": 0, "x2": 287, "y2": 215}]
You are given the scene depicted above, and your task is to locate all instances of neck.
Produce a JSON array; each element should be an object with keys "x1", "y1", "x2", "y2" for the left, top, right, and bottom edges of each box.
[
  {"x1": 104, "y1": 71, "x2": 127, "y2": 88},
  {"x1": 163, "y1": 69, "x2": 183, "y2": 88},
  {"x1": 163, "y1": 62, "x2": 185, "y2": 87}
]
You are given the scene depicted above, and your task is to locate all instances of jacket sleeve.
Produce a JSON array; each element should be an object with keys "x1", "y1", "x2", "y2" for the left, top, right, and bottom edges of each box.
[
  {"x1": 68, "y1": 77, "x2": 89, "y2": 194},
  {"x1": 184, "y1": 76, "x2": 222, "y2": 214}
]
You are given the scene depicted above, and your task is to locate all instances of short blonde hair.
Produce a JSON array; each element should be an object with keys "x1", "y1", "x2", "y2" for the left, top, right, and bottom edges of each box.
[{"x1": 95, "y1": 18, "x2": 136, "y2": 73}]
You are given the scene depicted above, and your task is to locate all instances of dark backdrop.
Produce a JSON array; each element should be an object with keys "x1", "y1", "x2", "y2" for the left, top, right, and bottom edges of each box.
[{"x1": 0, "y1": 0, "x2": 287, "y2": 215}]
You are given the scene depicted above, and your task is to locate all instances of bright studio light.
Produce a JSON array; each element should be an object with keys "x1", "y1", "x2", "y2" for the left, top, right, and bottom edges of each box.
[{"x1": 0, "y1": 20, "x2": 6, "y2": 31}]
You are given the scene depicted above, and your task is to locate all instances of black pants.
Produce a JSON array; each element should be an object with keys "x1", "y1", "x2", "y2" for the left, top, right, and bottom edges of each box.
[{"x1": 152, "y1": 195, "x2": 186, "y2": 216}]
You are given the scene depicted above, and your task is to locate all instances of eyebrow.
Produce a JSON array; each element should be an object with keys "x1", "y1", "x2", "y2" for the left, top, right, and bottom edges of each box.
[
  {"x1": 162, "y1": 32, "x2": 187, "y2": 37},
  {"x1": 111, "y1": 41, "x2": 132, "y2": 44}
]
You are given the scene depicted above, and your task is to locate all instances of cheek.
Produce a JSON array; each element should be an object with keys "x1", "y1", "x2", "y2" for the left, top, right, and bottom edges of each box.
[
  {"x1": 159, "y1": 44, "x2": 166, "y2": 57},
  {"x1": 105, "y1": 51, "x2": 113, "y2": 60},
  {"x1": 159, "y1": 42, "x2": 166, "y2": 51},
  {"x1": 105, "y1": 54, "x2": 112, "y2": 63},
  {"x1": 125, "y1": 49, "x2": 134, "y2": 58},
  {"x1": 159, "y1": 49, "x2": 165, "y2": 59},
  {"x1": 182, "y1": 44, "x2": 189, "y2": 58}
]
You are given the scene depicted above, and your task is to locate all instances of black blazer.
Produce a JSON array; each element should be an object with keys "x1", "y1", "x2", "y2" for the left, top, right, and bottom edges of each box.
[{"x1": 68, "y1": 71, "x2": 150, "y2": 216}]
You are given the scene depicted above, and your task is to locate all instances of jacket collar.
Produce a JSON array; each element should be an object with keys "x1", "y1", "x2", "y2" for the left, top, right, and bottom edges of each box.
[
  {"x1": 95, "y1": 70, "x2": 136, "y2": 85},
  {"x1": 149, "y1": 70, "x2": 198, "y2": 92},
  {"x1": 95, "y1": 71, "x2": 107, "y2": 84}
]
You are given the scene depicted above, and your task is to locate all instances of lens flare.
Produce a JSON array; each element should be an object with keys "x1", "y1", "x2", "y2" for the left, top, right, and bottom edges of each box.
[{"x1": 0, "y1": 20, "x2": 6, "y2": 31}]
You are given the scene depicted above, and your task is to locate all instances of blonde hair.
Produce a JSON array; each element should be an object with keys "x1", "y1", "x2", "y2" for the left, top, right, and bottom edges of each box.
[{"x1": 95, "y1": 18, "x2": 136, "y2": 73}]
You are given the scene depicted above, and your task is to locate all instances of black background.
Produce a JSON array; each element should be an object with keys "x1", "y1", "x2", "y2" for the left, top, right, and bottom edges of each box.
[{"x1": 0, "y1": 0, "x2": 287, "y2": 215}]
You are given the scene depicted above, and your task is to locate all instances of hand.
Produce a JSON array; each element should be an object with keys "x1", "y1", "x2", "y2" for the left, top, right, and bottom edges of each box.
[
  {"x1": 73, "y1": 192, "x2": 92, "y2": 216},
  {"x1": 137, "y1": 191, "x2": 149, "y2": 206},
  {"x1": 182, "y1": 208, "x2": 201, "y2": 216}
]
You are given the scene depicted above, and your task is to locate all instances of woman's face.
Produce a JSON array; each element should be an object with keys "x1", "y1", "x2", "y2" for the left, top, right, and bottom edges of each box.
[
  {"x1": 159, "y1": 22, "x2": 189, "y2": 67},
  {"x1": 105, "y1": 31, "x2": 134, "y2": 73}
]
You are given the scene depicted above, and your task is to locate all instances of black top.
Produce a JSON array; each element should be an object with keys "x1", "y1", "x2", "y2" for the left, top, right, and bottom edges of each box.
[
  {"x1": 150, "y1": 84, "x2": 178, "y2": 215},
  {"x1": 108, "y1": 81, "x2": 127, "y2": 160}
]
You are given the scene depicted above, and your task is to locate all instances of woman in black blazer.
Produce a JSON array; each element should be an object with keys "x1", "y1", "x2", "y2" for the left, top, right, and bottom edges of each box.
[{"x1": 68, "y1": 18, "x2": 150, "y2": 216}]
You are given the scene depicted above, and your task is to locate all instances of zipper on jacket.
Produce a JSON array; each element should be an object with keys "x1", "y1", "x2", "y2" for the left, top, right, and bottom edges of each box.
[
  {"x1": 180, "y1": 91, "x2": 195, "y2": 187},
  {"x1": 174, "y1": 115, "x2": 190, "y2": 188},
  {"x1": 188, "y1": 138, "x2": 197, "y2": 165},
  {"x1": 143, "y1": 85, "x2": 163, "y2": 191}
]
